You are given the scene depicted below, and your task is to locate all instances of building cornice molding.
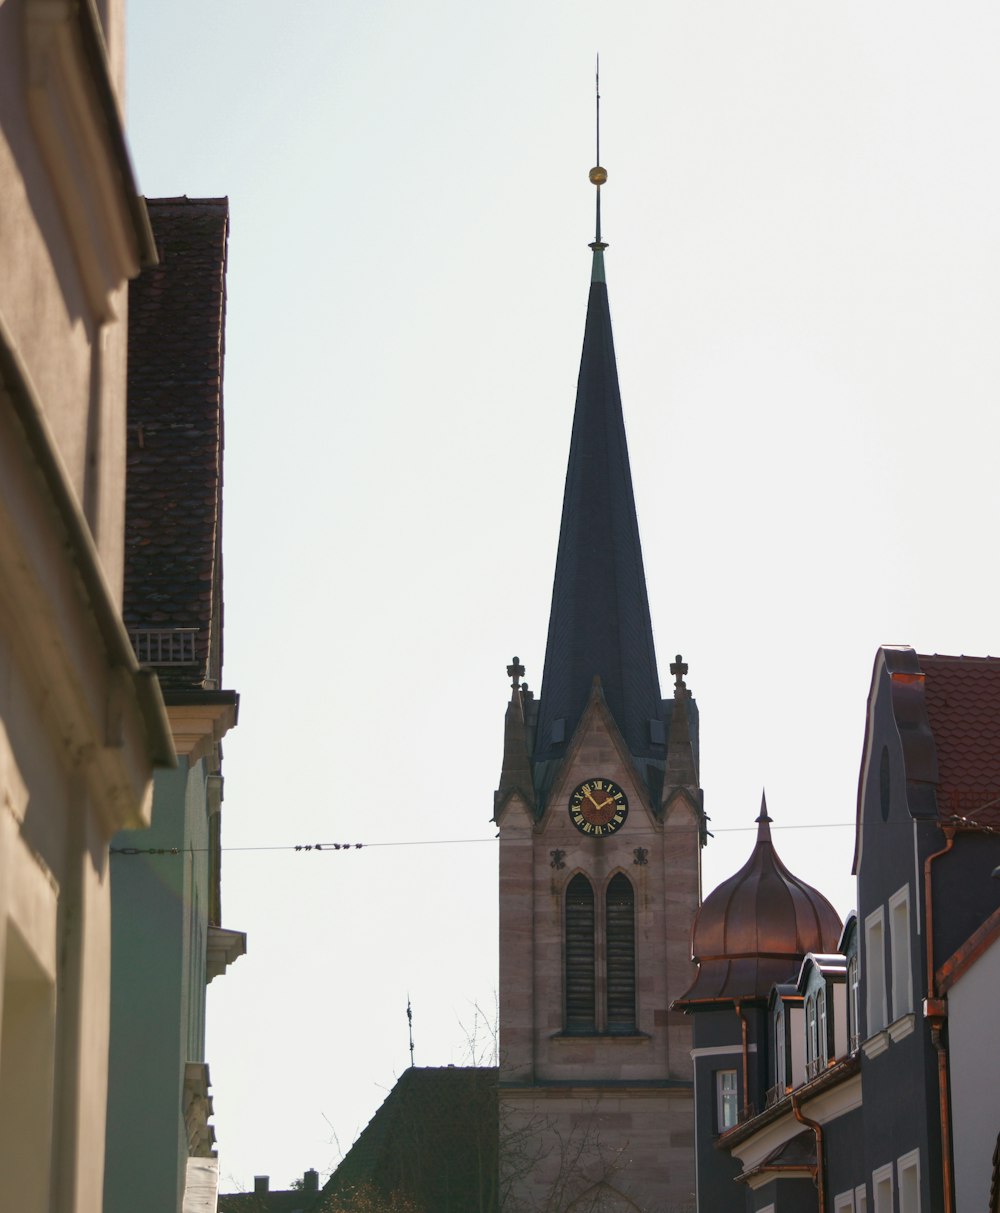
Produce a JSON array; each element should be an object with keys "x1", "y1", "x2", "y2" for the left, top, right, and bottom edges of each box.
[
  {"x1": 165, "y1": 694, "x2": 238, "y2": 763},
  {"x1": 497, "y1": 1079, "x2": 693, "y2": 1095},
  {"x1": 24, "y1": 0, "x2": 156, "y2": 321},
  {"x1": 0, "y1": 326, "x2": 175, "y2": 835},
  {"x1": 721, "y1": 1061, "x2": 861, "y2": 1168},
  {"x1": 206, "y1": 925, "x2": 246, "y2": 983}
]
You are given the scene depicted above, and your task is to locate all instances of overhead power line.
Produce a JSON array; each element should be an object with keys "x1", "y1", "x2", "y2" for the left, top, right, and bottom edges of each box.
[{"x1": 108, "y1": 812, "x2": 999, "y2": 860}]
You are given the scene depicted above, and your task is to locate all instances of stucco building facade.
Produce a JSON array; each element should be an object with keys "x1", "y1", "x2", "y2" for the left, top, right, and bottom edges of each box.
[{"x1": 0, "y1": 2, "x2": 172, "y2": 1210}]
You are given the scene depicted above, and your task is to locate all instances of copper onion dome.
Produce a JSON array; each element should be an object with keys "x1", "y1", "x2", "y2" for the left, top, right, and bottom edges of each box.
[{"x1": 676, "y1": 794, "x2": 843, "y2": 1005}]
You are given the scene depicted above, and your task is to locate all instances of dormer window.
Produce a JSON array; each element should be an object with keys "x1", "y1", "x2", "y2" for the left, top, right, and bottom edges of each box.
[{"x1": 800, "y1": 952, "x2": 848, "y2": 1077}]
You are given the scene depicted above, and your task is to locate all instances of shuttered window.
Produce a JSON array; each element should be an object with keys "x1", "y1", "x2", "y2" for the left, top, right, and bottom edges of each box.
[
  {"x1": 605, "y1": 873, "x2": 636, "y2": 1034},
  {"x1": 565, "y1": 875, "x2": 596, "y2": 1034}
]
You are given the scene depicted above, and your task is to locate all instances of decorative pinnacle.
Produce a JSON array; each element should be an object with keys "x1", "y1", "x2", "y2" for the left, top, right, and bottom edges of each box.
[
  {"x1": 756, "y1": 791, "x2": 773, "y2": 842},
  {"x1": 670, "y1": 654, "x2": 688, "y2": 691},
  {"x1": 589, "y1": 55, "x2": 608, "y2": 253},
  {"x1": 507, "y1": 656, "x2": 525, "y2": 689}
]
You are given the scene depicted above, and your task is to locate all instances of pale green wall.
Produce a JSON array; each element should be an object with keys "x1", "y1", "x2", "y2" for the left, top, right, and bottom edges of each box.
[{"x1": 104, "y1": 753, "x2": 212, "y2": 1213}]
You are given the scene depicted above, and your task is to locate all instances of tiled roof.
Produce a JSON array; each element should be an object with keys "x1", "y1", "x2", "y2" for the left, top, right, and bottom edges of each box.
[
  {"x1": 123, "y1": 197, "x2": 229, "y2": 691},
  {"x1": 218, "y1": 1189, "x2": 314, "y2": 1213},
  {"x1": 533, "y1": 256, "x2": 664, "y2": 775},
  {"x1": 919, "y1": 654, "x2": 1000, "y2": 828},
  {"x1": 315, "y1": 1066, "x2": 497, "y2": 1212}
]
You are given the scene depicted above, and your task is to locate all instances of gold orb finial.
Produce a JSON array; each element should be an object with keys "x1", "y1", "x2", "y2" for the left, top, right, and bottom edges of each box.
[{"x1": 589, "y1": 165, "x2": 607, "y2": 187}]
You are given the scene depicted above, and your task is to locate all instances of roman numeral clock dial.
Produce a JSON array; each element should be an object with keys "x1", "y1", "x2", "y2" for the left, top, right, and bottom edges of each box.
[{"x1": 568, "y1": 778, "x2": 629, "y2": 837}]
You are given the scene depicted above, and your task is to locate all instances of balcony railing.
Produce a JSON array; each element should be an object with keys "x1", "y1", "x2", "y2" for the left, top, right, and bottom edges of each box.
[
  {"x1": 130, "y1": 628, "x2": 199, "y2": 665},
  {"x1": 805, "y1": 1057, "x2": 825, "y2": 1081}
]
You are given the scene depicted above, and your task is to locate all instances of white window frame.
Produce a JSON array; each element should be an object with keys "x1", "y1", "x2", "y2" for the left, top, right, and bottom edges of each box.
[
  {"x1": 897, "y1": 1148, "x2": 920, "y2": 1213},
  {"x1": 873, "y1": 1163, "x2": 894, "y2": 1213},
  {"x1": 774, "y1": 1007, "x2": 786, "y2": 1091},
  {"x1": 889, "y1": 885, "x2": 913, "y2": 1019},
  {"x1": 805, "y1": 991, "x2": 819, "y2": 1075},
  {"x1": 848, "y1": 951, "x2": 861, "y2": 1050},
  {"x1": 818, "y1": 983, "x2": 828, "y2": 1066},
  {"x1": 834, "y1": 1190, "x2": 856, "y2": 1213},
  {"x1": 865, "y1": 907, "x2": 888, "y2": 1035},
  {"x1": 855, "y1": 1185, "x2": 868, "y2": 1213},
  {"x1": 716, "y1": 1068, "x2": 738, "y2": 1131}
]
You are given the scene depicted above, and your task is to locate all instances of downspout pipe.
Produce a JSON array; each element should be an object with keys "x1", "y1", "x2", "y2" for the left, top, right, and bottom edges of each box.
[
  {"x1": 923, "y1": 825, "x2": 956, "y2": 1213},
  {"x1": 791, "y1": 1090, "x2": 825, "y2": 1213}
]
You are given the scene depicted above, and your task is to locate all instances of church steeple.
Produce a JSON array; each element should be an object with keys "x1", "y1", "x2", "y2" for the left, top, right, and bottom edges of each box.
[
  {"x1": 496, "y1": 85, "x2": 702, "y2": 1211},
  {"x1": 533, "y1": 135, "x2": 663, "y2": 775}
]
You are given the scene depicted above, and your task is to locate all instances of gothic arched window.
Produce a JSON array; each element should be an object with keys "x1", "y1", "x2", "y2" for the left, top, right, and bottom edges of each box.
[
  {"x1": 605, "y1": 873, "x2": 636, "y2": 1034},
  {"x1": 565, "y1": 875, "x2": 596, "y2": 1034}
]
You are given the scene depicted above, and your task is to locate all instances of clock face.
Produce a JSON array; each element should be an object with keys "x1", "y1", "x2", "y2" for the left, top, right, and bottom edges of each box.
[{"x1": 568, "y1": 778, "x2": 629, "y2": 837}]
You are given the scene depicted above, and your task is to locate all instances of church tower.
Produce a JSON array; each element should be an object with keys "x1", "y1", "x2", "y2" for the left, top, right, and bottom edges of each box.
[{"x1": 495, "y1": 119, "x2": 703, "y2": 1213}]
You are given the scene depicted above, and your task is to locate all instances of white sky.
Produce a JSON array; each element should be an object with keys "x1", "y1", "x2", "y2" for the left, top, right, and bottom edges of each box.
[{"x1": 127, "y1": 0, "x2": 1000, "y2": 1192}]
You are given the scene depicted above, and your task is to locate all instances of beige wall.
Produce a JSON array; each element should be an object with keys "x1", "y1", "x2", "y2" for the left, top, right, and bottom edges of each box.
[
  {"x1": 0, "y1": 1, "x2": 165, "y2": 1210},
  {"x1": 0, "y1": 0, "x2": 142, "y2": 598},
  {"x1": 948, "y1": 936, "x2": 1000, "y2": 1213}
]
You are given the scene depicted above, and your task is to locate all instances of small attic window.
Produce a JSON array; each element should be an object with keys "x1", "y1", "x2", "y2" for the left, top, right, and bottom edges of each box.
[
  {"x1": 649, "y1": 718, "x2": 666, "y2": 745},
  {"x1": 551, "y1": 719, "x2": 566, "y2": 744},
  {"x1": 130, "y1": 627, "x2": 199, "y2": 665}
]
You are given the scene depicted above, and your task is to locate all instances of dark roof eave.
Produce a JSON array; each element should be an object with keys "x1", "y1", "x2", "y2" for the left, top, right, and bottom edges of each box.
[
  {"x1": 162, "y1": 688, "x2": 240, "y2": 709},
  {"x1": 717, "y1": 1055, "x2": 861, "y2": 1148}
]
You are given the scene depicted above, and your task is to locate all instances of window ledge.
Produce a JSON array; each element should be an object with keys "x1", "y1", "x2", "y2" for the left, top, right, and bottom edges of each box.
[
  {"x1": 861, "y1": 1030, "x2": 890, "y2": 1058},
  {"x1": 552, "y1": 1031, "x2": 651, "y2": 1044},
  {"x1": 888, "y1": 1012, "x2": 915, "y2": 1042}
]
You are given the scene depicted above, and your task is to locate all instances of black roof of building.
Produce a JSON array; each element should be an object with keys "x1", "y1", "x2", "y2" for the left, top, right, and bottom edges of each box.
[
  {"x1": 533, "y1": 250, "x2": 664, "y2": 773},
  {"x1": 124, "y1": 197, "x2": 229, "y2": 690},
  {"x1": 314, "y1": 1066, "x2": 497, "y2": 1213}
]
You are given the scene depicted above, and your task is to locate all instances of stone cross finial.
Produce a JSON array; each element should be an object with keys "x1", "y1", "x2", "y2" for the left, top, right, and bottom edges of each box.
[
  {"x1": 670, "y1": 654, "x2": 688, "y2": 689},
  {"x1": 507, "y1": 656, "x2": 525, "y2": 689}
]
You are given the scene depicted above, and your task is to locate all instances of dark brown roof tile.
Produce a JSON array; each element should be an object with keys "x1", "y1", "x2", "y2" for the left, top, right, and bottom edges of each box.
[
  {"x1": 124, "y1": 197, "x2": 229, "y2": 690},
  {"x1": 919, "y1": 654, "x2": 1000, "y2": 828}
]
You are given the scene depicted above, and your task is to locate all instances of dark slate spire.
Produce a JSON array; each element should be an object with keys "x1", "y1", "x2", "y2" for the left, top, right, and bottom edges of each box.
[{"x1": 533, "y1": 155, "x2": 663, "y2": 769}]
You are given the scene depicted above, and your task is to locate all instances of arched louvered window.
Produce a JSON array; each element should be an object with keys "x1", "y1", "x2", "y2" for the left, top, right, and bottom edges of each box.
[
  {"x1": 605, "y1": 873, "x2": 636, "y2": 1034},
  {"x1": 565, "y1": 875, "x2": 596, "y2": 1034}
]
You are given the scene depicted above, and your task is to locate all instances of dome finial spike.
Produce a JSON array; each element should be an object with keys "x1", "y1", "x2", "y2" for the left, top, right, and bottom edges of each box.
[
  {"x1": 588, "y1": 55, "x2": 608, "y2": 262},
  {"x1": 756, "y1": 789, "x2": 772, "y2": 840}
]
